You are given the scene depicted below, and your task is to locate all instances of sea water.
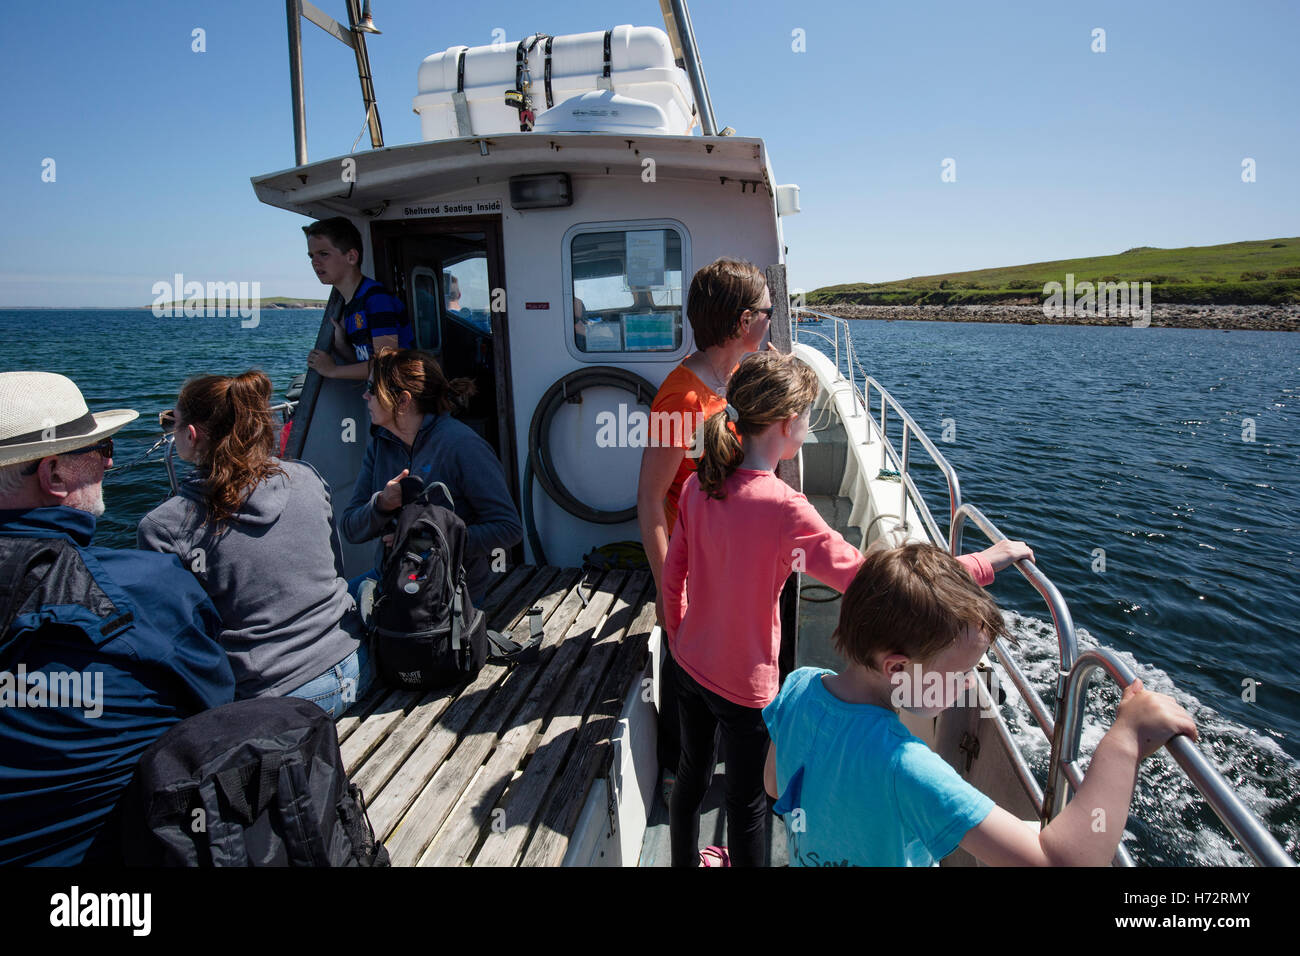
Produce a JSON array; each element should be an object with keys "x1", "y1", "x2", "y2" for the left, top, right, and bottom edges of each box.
[{"x1": 799, "y1": 318, "x2": 1299, "y2": 865}]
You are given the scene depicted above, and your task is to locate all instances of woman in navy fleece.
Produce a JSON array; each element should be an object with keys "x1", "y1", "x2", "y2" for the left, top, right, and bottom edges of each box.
[{"x1": 342, "y1": 348, "x2": 522, "y2": 605}]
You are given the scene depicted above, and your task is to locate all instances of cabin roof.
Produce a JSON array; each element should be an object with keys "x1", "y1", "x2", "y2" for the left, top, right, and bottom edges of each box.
[{"x1": 251, "y1": 133, "x2": 771, "y2": 220}]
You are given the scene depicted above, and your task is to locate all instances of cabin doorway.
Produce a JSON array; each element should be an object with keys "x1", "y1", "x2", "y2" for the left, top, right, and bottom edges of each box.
[{"x1": 371, "y1": 217, "x2": 518, "y2": 504}]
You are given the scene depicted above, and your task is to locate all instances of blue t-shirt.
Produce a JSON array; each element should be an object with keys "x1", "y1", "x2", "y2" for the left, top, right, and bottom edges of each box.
[
  {"x1": 343, "y1": 277, "x2": 412, "y2": 362},
  {"x1": 762, "y1": 667, "x2": 994, "y2": 867}
]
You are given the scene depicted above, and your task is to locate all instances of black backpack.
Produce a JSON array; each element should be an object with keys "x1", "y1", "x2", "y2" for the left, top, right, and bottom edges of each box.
[
  {"x1": 119, "y1": 696, "x2": 389, "y2": 867},
  {"x1": 369, "y1": 479, "x2": 528, "y2": 690}
]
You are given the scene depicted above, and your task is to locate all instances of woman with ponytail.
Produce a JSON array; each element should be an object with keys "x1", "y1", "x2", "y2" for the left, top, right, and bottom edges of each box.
[
  {"x1": 341, "y1": 348, "x2": 522, "y2": 605},
  {"x1": 659, "y1": 350, "x2": 856, "y2": 866},
  {"x1": 138, "y1": 370, "x2": 369, "y2": 716}
]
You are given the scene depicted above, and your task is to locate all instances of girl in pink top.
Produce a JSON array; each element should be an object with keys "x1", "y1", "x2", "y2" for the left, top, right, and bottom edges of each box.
[{"x1": 663, "y1": 351, "x2": 1029, "y2": 866}]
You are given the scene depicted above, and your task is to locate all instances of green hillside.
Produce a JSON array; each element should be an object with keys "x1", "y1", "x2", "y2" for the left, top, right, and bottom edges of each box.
[{"x1": 807, "y1": 238, "x2": 1300, "y2": 307}]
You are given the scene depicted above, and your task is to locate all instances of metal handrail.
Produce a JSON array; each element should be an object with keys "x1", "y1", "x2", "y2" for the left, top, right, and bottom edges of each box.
[
  {"x1": 953, "y1": 501, "x2": 1292, "y2": 866},
  {"x1": 794, "y1": 309, "x2": 963, "y2": 552},
  {"x1": 161, "y1": 402, "x2": 297, "y2": 496},
  {"x1": 863, "y1": 375, "x2": 963, "y2": 549},
  {"x1": 1061, "y1": 648, "x2": 1293, "y2": 867}
]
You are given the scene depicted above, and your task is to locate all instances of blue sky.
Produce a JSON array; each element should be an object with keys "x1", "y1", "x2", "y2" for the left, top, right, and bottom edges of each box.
[{"x1": 2, "y1": 0, "x2": 1296, "y2": 306}]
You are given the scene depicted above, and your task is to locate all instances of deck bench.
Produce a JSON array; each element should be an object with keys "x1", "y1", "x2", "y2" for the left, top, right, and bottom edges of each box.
[{"x1": 336, "y1": 565, "x2": 657, "y2": 866}]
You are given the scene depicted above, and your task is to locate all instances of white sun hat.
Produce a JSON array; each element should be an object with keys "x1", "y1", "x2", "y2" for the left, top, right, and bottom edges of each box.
[{"x1": 0, "y1": 372, "x2": 139, "y2": 468}]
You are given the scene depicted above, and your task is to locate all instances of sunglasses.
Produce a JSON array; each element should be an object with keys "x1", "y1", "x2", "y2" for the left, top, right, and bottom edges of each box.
[
  {"x1": 750, "y1": 307, "x2": 774, "y2": 320},
  {"x1": 20, "y1": 437, "x2": 114, "y2": 475},
  {"x1": 68, "y1": 437, "x2": 114, "y2": 461},
  {"x1": 364, "y1": 380, "x2": 377, "y2": 394},
  {"x1": 158, "y1": 409, "x2": 177, "y2": 433}
]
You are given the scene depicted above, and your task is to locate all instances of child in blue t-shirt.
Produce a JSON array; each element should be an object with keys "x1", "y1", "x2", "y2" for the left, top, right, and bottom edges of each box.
[{"x1": 763, "y1": 543, "x2": 1198, "y2": 867}]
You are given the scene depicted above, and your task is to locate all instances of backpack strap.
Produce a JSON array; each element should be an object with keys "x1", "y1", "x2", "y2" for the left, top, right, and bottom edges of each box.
[
  {"x1": 274, "y1": 756, "x2": 333, "y2": 866},
  {"x1": 199, "y1": 777, "x2": 250, "y2": 866}
]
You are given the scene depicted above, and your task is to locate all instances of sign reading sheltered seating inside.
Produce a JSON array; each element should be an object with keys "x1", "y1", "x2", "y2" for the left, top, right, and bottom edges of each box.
[{"x1": 388, "y1": 199, "x2": 503, "y2": 218}]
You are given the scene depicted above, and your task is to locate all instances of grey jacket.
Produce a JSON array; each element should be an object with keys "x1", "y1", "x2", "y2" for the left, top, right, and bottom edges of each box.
[
  {"x1": 137, "y1": 459, "x2": 361, "y2": 699},
  {"x1": 341, "y1": 412, "x2": 523, "y2": 603}
]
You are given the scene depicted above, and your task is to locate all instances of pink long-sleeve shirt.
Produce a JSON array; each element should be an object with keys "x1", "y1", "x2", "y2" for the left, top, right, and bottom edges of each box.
[{"x1": 662, "y1": 469, "x2": 994, "y2": 708}]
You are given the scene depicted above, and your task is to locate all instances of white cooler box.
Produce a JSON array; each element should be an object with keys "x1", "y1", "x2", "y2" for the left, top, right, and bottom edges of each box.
[{"x1": 413, "y1": 24, "x2": 697, "y2": 139}]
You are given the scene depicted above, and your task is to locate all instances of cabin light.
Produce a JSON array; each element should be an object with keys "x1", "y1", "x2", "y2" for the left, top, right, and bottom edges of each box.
[
  {"x1": 354, "y1": 1, "x2": 381, "y2": 34},
  {"x1": 510, "y1": 173, "x2": 573, "y2": 209}
]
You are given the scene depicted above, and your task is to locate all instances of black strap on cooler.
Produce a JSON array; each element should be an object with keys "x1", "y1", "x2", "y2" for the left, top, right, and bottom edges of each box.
[
  {"x1": 513, "y1": 38, "x2": 534, "y2": 131},
  {"x1": 598, "y1": 29, "x2": 613, "y2": 90},
  {"x1": 452, "y1": 47, "x2": 472, "y2": 136},
  {"x1": 543, "y1": 35, "x2": 554, "y2": 108}
]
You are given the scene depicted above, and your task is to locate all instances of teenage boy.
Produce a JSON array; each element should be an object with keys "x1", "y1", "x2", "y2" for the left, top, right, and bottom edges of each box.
[
  {"x1": 763, "y1": 543, "x2": 1198, "y2": 867},
  {"x1": 304, "y1": 217, "x2": 413, "y2": 380}
]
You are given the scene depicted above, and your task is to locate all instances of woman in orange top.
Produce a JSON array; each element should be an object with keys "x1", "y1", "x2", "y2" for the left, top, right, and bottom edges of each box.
[{"x1": 636, "y1": 258, "x2": 773, "y2": 797}]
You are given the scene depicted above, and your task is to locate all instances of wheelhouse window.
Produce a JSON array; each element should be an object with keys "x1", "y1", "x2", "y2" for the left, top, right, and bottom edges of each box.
[
  {"x1": 442, "y1": 253, "x2": 492, "y2": 336},
  {"x1": 567, "y1": 223, "x2": 687, "y2": 358}
]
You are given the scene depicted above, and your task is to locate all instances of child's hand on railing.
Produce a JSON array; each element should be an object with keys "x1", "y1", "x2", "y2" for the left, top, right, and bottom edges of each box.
[
  {"x1": 980, "y1": 538, "x2": 1034, "y2": 572},
  {"x1": 1114, "y1": 678, "x2": 1199, "y2": 760}
]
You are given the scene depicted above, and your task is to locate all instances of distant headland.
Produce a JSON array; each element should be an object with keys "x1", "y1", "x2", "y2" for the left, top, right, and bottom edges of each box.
[
  {"x1": 142, "y1": 297, "x2": 328, "y2": 311},
  {"x1": 806, "y1": 238, "x2": 1300, "y2": 330}
]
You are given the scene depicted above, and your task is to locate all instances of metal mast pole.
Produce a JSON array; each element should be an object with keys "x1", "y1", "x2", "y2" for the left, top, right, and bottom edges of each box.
[
  {"x1": 287, "y1": 0, "x2": 308, "y2": 166},
  {"x1": 660, "y1": 0, "x2": 717, "y2": 135}
]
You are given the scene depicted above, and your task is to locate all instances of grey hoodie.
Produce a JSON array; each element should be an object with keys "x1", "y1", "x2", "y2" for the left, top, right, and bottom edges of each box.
[{"x1": 137, "y1": 459, "x2": 361, "y2": 699}]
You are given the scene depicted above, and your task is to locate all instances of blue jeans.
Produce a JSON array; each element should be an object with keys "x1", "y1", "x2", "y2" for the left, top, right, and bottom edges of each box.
[
  {"x1": 347, "y1": 568, "x2": 379, "y2": 602},
  {"x1": 286, "y1": 642, "x2": 373, "y2": 720}
]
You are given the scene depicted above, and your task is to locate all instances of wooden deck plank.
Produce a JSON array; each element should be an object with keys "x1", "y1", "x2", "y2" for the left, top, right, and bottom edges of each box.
[
  {"x1": 520, "y1": 587, "x2": 657, "y2": 866},
  {"x1": 361, "y1": 567, "x2": 564, "y2": 837},
  {"x1": 420, "y1": 571, "x2": 628, "y2": 867},
  {"x1": 473, "y1": 571, "x2": 652, "y2": 867},
  {"x1": 340, "y1": 689, "x2": 422, "y2": 775},
  {"x1": 335, "y1": 681, "x2": 388, "y2": 745},
  {"x1": 369, "y1": 568, "x2": 579, "y2": 846},
  {"x1": 385, "y1": 570, "x2": 589, "y2": 865},
  {"x1": 350, "y1": 687, "x2": 456, "y2": 797}
]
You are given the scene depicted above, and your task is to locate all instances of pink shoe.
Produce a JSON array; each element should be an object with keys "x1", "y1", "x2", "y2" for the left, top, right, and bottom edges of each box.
[{"x1": 699, "y1": 845, "x2": 731, "y2": 867}]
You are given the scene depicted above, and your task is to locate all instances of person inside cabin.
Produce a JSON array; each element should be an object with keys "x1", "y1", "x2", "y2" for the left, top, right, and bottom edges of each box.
[
  {"x1": 444, "y1": 274, "x2": 467, "y2": 317},
  {"x1": 636, "y1": 257, "x2": 773, "y2": 805},
  {"x1": 137, "y1": 370, "x2": 369, "y2": 718},
  {"x1": 305, "y1": 216, "x2": 414, "y2": 381},
  {"x1": 0, "y1": 372, "x2": 234, "y2": 865},
  {"x1": 763, "y1": 543, "x2": 1199, "y2": 867},
  {"x1": 573, "y1": 296, "x2": 589, "y2": 350},
  {"x1": 661, "y1": 352, "x2": 1034, "y2": 867},
  {"x1": 341, "y1": 348, "x2": 522, "y2": 606}
]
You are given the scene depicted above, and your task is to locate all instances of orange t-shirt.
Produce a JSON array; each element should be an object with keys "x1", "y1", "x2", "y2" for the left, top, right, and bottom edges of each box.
[{"x1": 650, "y1": 363, "x2": 731, "y2": 531}]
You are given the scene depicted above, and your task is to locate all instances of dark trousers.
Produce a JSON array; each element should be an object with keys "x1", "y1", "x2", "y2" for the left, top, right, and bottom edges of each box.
[
  {"x1": 669, "y1": 657, "x2": 769, "y2": 867},
  {"x1": 658, "y1": 641, "x2": 681, "y2": 774}
]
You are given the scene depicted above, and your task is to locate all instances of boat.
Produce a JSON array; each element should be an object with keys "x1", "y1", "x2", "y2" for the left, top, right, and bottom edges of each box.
[{"x1": 169, "y1": 0, "x2": 1288, "y2": 867}]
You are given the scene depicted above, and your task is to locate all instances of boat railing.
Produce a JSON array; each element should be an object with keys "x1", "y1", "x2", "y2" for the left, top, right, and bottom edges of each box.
[
  {"x1": 793, "y1": 310, "x2": 1290, "y2": 865},
  {"x1": 951, "y1": 500, "x2": 1294, "y2": 867},
  {"x1": 793, "y1": 308, "x2": 961, "y2": 552},
  {"x1": 161, "y1": 401, "x2": 297, "y2": 497}
]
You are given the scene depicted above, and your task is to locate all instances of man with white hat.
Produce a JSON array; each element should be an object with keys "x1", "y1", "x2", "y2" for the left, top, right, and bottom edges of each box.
[{"x1": 0, "y1": 372, "x2": 235, "y2": 866}]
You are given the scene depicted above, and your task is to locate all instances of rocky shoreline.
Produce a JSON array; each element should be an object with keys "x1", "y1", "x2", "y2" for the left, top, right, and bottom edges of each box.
[{"x1": 807, "y1": 303, "x2": 1300, "y2": 332}]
